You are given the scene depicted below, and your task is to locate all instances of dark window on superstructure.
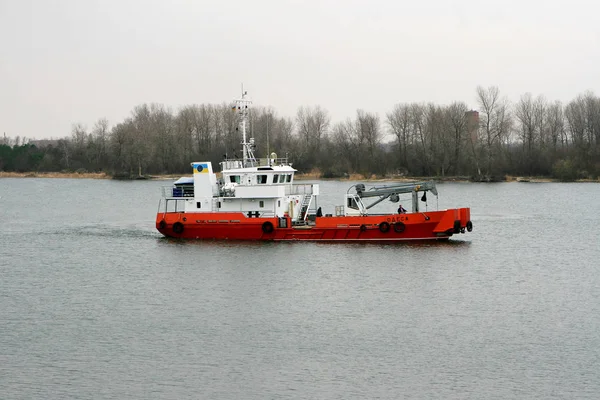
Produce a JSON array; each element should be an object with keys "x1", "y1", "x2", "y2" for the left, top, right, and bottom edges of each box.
[
  {"x1": 286, "y1": 174, "x2": 292, "y2": 183},
  {"x1": 257, "y1": 175, "x2": 268, "y2": 184},
  {"x1": 218, "y1": 201, "x2": 221, "y2": 208},
  {"x1": 197, "y1": 202, "x2": 202, "y2": 209},
  {"x1": 347, "y1": 197, "x2": 358, "y2": 210},
  {"x1": 259, "y1": 201, "x2": 264, "y2": 208},
  {"x1": 278, "y1": 200, "x2": 281, "y2": 207},
  {"x1": 273, "y1": 174, "x2": 279, "y2": 183},
  {"x1": 279, "y1": 175, "x2": 285, "y2": 183},
  {"x1": 229, "y1": 175, "x2": 241, "y2": 183}
]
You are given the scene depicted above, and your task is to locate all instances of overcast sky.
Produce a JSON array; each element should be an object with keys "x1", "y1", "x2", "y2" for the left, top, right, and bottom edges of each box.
[{"x1": 1, "y1": 0, "x2": 598, "y2": 140}]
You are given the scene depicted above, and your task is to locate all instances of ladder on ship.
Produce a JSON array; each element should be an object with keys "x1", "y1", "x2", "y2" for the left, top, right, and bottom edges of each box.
[{"x1": 299, "y1": 194, "x2": 312, "y2": 222}]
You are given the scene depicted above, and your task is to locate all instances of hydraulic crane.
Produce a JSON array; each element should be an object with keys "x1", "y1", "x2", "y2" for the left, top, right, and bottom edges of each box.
[{"x1": 349, "y1": 181, "x2": 438, "y2": 214}]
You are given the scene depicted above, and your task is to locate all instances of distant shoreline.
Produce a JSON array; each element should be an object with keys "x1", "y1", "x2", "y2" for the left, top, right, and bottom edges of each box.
[
  {"x1": 2, "y1": 170, "x2": 598, "y2": 183},
  {"x1": 0, "y1": 171, "x2": 112, "y2": 179}
]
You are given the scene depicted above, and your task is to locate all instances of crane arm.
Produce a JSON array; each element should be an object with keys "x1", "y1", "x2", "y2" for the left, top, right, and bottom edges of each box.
[{"x1": 353, "y1": 181, "x2": 438, "y2": 198}]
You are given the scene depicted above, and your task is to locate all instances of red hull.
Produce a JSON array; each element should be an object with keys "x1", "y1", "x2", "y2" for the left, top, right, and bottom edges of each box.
[{"x1": 156, "y1": 208, "x2": 471, "y2": 241}]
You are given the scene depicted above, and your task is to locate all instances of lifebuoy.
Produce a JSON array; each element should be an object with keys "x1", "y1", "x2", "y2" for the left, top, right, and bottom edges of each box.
[
  {"x1": 379, "y1": 222, "x2": 390, "y2": 233},
  {"x1": 262, "y1": 221, "x2": 274, "y2": 234},
  {"x1": 393, "y1": 221, "x2": 405, "y2": 233},
  {"x1": 466, "y1": 220, "x2": 473, "y2": 232},
  {"x1": 173, "y1": 222, "x2": 184, "y2": 234},
  {"x1": 158, "y1": 220, "x2": 166, "y2": 230},
  {"x1": 360, "y1": 224, "x2": 367, "y2": 232}
]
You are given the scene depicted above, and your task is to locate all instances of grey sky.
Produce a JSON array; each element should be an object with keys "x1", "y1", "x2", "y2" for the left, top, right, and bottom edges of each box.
[{"x1": 1, "y1": 0, "x2": 598, "y2": 140}]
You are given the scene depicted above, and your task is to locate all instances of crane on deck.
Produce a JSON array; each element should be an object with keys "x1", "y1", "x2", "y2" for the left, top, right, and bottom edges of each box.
[{"x1": 350, "y1": 181, "x2": 438, "y2": 213}]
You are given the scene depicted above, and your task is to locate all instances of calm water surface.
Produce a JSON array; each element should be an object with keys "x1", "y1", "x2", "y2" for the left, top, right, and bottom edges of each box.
[{"x1": 1, "y1": 178, "x2": 600, "y2": 399}]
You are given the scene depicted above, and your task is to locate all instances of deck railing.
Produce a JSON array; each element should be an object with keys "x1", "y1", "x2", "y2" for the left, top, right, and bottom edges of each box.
[
  {"x1": 221, "y1": 157, "x2": 290, "y2": 168},
  {"x1": 161, "y1": 184, "x2": 314, "y2": 199},
  {"x1": 161, "y1": 186, "x2": 194, "y2": 198},
  {"x1": 285, "y1": 184, "x2": 314, "y2": 196},
  {"x1": 157, "y1": 198, "x2": 187, "y2": 213}
]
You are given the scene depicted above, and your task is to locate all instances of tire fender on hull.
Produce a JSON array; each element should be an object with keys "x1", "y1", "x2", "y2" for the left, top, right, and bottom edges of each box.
[
  {"x1": 173, "y1": 222, "x2": 184, "y2": 234},
  {"x1": 453, "y1": 220, "x2": 461, "y2": 234},
  {"x1": 379, "y1": 222, "x2": 390, "y2": 233},
  {"x1": 262, "y1": 221, "x2": 274, "y2": 234},
  {"x1": 393, "y1": 221, "x2": 405, "y2": 233}
]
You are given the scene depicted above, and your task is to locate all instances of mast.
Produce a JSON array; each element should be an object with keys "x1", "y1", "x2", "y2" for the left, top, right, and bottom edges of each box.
[{"x1": 233, "y1": 88, "x2": 256, "y2": 167}]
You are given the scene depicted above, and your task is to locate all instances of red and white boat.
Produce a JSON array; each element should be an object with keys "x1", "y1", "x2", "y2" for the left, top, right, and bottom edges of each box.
[{"x1": 156, "y1": 91, "x2": 473, "y2": 241}]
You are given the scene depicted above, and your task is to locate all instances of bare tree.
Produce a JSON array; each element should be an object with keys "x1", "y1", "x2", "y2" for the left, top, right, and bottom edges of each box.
[
  {"x1": 582, "y1": 91, "x2": 600, "y2": 150},
  {"x1": 565, "y1": 96, "x2": 587, "y2": 162},
  {"x1": 386, "y1": 103, "x2": 411, "y2": 170},
  {"x1": 445, "y1": 101, "x2": 469, "y2": 175},
  {"x1": 296, "y1": 105, "x2": 330, "y2": 164},
  {"x1": 514, "y1": 93, "x2": 536, "y2": 173},
  {"x1": 546, "y1": 101, "x2": 565, "y2": 154},
  {"x1": 331, "y1": 118, "x2": 359, "y2": 174},
  {"x1": 110, "y1": 119, "x2": 135, "y2": 173},
  {"x1": 148, "y1": 104, "x2": 174, "y2": 173},
  {"x1": 409, "y1": 103, "x2": 429, "y2": 175},
  {"x1": 90, "y1": 118, "x2": 110, "y2": 170},
  {"x1": 476, "y1": 86, "x2": 512, "y2": 177},
  {"x1": 355, "y1": 110, "x2": 382, "y2": 173}
]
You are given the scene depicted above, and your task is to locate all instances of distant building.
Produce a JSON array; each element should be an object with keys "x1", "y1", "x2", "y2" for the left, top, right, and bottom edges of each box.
[{"x1": 465, "y1": 110, "x2": 479, "y2": 143}]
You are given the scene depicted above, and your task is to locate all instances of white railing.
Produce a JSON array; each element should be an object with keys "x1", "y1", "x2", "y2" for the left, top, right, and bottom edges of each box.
[
  {"x1": 157, "y1": 198, "x2": 187, "y2": 213},
  {"x1": 285, "y1": 184, "x2": 314, "y2": 196},
  {"x1": 221, "y1": 156, "x2": 290, "y2": 168},
  {"x1": 221, "y1": 157, "x2": 289, "y2": 169},
  {"x1": 161, "y1": 186, "x2": 194, "y2": 198}
]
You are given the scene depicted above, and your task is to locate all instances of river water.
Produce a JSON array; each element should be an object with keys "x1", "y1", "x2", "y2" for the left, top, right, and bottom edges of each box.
[{"x1": 1, "y1": 178, "x2": 600, "y2": 399}]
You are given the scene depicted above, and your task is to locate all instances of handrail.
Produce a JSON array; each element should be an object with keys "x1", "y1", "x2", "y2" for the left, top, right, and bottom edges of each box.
[
  {"x1": 221, "y1": 156, "x2": 290, "y2": 168},
  {"x1": 161, "y1": 186, "x2": 194, "y2": 198},
  {"x1": 285, "y1": 184, "x2": 314, "y2": 196}
]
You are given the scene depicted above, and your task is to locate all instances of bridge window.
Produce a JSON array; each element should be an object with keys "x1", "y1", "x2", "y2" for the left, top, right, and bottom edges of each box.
[
  {"x1": 279, "y1": 175, "x2": 286, "y2": 183},
  {"x1": 197, "y1": 202, "x2": 202, "y2": 209},
  {"x1": 273, "y1": 174, "x2": 279, "y2": 183},
  {"x1": 286, "y1": 174, "x2": 292, "y2": 183},
  {"x1": 259, "y1": 201, "x2": 264, "y2": 208},
  {"x1": 229, "y1": 175, "x2": 240, "y2": 183},
  {"x1": 257, "y1": 175, "x2": 268, "y2": 184}
]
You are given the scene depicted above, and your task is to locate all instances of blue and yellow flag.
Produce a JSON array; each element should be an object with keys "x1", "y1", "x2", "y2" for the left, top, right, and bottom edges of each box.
[{"x1": 193, "y1": 163, "x2": 209, "y2": 174}]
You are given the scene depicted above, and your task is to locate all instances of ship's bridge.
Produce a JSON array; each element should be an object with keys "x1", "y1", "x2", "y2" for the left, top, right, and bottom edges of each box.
[{"x1": 223, "y1": 165, "x2": 296, "y2": 186}]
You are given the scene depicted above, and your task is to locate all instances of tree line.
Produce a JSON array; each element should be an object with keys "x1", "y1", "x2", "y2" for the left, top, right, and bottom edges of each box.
[{"x1": 1, "y1": 86, "x2": 599, "y2": 181}]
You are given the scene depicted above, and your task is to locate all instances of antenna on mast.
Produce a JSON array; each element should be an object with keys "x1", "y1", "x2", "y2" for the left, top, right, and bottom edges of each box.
[
  {"x1": 266, "y1": 113, "x2": 270, "y2": 166},
  {"x1": 234, "y1": 86, "x2": 256, "y2": 167}
]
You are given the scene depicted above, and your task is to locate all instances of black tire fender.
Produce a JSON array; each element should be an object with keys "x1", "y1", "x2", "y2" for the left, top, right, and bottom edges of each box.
[
  {"x1": 173, "y1": 222, "x2": 184, "y2": 234},
  {"x1": 466, "y1": 220, "x2": 473, "y2": 232},
  {"x1": 453, "y1": 220, "x2": 461, "y2": 233},
  {"x1": 379, "y1": 221, "x2": 390, "y2": 233},
  {"x1": 158, "y1": 220, "x2": 166, "y2": 230},
  {"x1": 393, "y1": 221, "x2": 405, "y2": 233},
  {"x1": 262, "y1": 221, "x2": 274, "y2": 234}
]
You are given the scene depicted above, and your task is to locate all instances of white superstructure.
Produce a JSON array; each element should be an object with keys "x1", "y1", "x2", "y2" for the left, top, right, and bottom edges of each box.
[{"x1": 161, "y1": 90, "x2": 320, "y2": 223}]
